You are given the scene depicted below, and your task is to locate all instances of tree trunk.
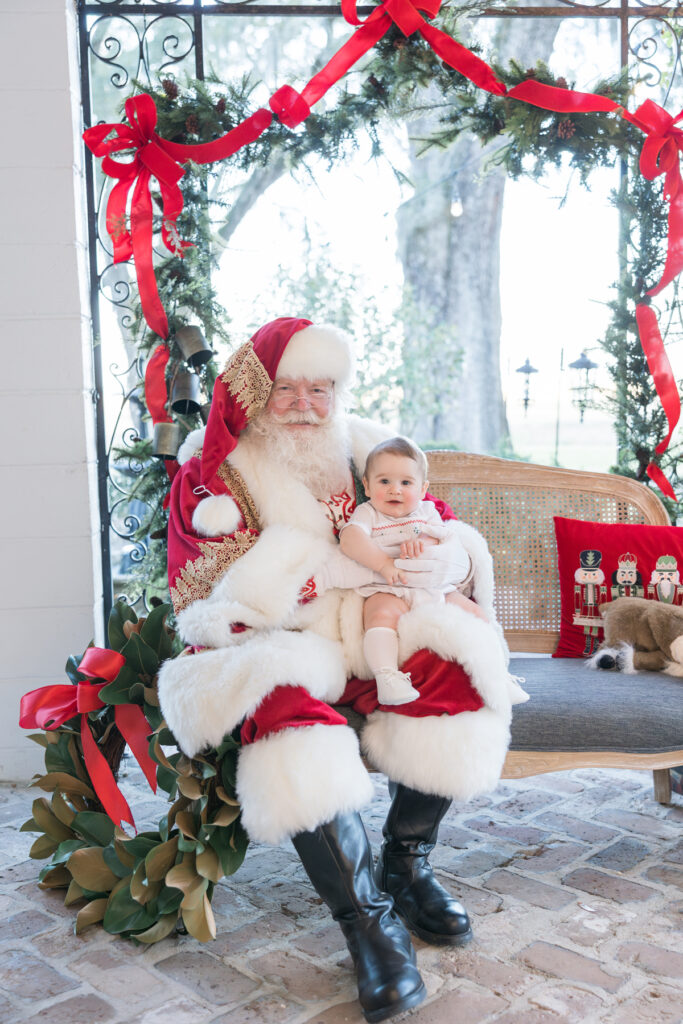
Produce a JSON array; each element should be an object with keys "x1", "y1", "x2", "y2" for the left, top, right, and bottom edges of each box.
[{"x1": 398, "y1": 15, "x2": 562, "y2": 452}]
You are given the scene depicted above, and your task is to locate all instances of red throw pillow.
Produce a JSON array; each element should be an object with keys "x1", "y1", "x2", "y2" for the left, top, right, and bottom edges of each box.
[{"x1": 553, "y1": 515, "x2": 683, "y2": 658}]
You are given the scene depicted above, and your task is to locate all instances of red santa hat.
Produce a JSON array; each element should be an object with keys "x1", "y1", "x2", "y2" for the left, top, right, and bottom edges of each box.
[{"x1": 191, "y1": 317, "x2": 354, "y2": 538}]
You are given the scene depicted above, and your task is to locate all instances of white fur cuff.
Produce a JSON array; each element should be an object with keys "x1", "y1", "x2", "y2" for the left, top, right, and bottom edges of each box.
[
  {"x1": 236, "y1": 724, "x2": 374, "y2": 845},
  {"x1": 192, "y1": 494, "x2": 243, "y2": 537},
  {"x1": 362, "y1": 708, "x2": 510, "y2": 802},
  {"x1": 157, "y1": 631, "x2": 347, "y2": 757}
]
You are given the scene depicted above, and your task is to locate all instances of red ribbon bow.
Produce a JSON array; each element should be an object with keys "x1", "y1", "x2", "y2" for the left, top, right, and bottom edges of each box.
[
  {"x1": 302, "y1": 0, "x2": 505, "y2": 111},
  {"x1": 84, "y1": 95, "x2": 190, "y2": 340},
  {"x1": 84, "y1": 96, "x2": 273, "y2": 339},
  {"x1": 20, "y1": 647, "x2": 157, "y2": 830}
]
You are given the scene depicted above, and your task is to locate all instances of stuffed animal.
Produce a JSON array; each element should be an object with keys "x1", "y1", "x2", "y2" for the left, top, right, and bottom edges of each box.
[{"x1": 587, "y1": 596, "x2": 683, "y2": 675}]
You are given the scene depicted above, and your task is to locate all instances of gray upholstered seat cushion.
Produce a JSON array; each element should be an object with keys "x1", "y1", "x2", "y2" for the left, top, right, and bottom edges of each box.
[{"x1": 510, "y1": 657, "x2": 683, "y2": 754}]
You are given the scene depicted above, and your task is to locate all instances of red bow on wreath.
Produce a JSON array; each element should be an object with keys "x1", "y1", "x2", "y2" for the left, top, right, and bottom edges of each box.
[{"x1": 19, "y1": 647, "x2": 157, "y2": 830}]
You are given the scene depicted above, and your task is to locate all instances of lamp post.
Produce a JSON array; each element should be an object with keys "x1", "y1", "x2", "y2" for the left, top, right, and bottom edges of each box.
[
  {"x1": 516, "y1": 358, "x2": 539, "y2": 415},
  {"x1": 568, "y1": 351, "x2": 599, "y2": 423}
]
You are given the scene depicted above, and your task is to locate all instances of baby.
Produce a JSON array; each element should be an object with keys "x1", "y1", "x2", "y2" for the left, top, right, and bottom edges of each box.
[{"x1": 339, "y1": 436, "x2": 486, "y2": 705}]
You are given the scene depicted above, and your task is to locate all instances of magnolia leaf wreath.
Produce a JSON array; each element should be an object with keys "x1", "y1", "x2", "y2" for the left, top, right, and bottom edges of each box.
[{"x1": 20, "y1": 1, "x2": 683, "y2": 944}]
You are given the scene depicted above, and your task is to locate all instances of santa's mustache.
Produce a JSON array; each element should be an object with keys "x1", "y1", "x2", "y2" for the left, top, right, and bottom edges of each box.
[{"x1": 274, "y1": 410, "x2": 327, "y2": 425}]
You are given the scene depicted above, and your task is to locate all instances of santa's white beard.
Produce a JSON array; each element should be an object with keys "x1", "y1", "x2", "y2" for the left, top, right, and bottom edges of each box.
[{"x1": 244, "y1": 408, "x2": 352, "y2": 498}]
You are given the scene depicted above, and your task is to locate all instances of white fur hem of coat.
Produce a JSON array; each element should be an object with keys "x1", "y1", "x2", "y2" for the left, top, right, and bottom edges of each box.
[
  {"x1": 236, "y1": 724, "x2": 374, "y2": 845},
  {"x1": 158, "y1": 631, "x2": 346, "y2": 757},
  {"x1": 361, "y1": 709, "x2": 510, "y2": 802}
]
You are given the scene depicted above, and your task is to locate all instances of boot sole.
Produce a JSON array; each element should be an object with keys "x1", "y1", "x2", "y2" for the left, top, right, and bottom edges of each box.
[
  {"x1": 363, "y1": 981, "x2": 427, "y2": 1023},
  {"x1": 402, "y1": 915, "x2": 474, "y2": 947}
]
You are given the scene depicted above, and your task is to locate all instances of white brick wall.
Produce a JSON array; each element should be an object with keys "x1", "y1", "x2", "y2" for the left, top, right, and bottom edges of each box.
[{"x1": 0, "y1": 0, "x2": 103, "y2": 780}]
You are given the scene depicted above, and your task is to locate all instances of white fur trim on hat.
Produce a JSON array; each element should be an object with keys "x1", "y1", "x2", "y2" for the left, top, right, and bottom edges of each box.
[
  {"x1": 192, "y1": 494, "x2": 243, "y2": 537},
  {"x1": 276, "y1": 324, "x2": 355, "y2": 388},
  {"x1": 236, "y1": 724, "x2": 374, "y2": 845}
]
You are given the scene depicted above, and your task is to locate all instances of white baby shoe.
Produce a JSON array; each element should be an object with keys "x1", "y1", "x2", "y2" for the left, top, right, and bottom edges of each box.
[{"x1": 376, "y1": 668, "x2": 420, "y2": 705}]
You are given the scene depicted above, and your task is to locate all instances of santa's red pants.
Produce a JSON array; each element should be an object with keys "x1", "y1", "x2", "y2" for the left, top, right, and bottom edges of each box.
[{"x1": 240, "y1": 648, "x2": 484, "y2": 745}]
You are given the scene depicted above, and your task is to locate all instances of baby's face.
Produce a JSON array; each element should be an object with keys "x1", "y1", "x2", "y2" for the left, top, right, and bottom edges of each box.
[{"x1": 363, "y1": 453, "x2": 427, "y2": 518}]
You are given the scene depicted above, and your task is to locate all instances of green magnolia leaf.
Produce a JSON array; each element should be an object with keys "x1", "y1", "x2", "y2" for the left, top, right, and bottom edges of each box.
[
  {"x1": 64, "y1": 879, "x2": 85, "y2": 906},
  {"x1": 68, "y1": 848, "x2": 120, "y2": 893},
  {"x1": 30, "y1": 835, "x2": 59, "y2": 859},
  {"x1": 51, "y1": 789, "x2": 77, "y2": 828},
  {"x1": 220, "y1": 753, "x2": 237, "y2": 793},
  {"x1": 155, "y1": 766, "x2": 178, "y2": 799},
  {"x1": 32, "y1": 798, "x2": 74, "y2": 842},
  {"x1": 72, "y1": 812, "x2": 116, "y2": 848},
  {"x1": 120, "y1": 633, "x2": 160, "y2": 678},
  {"x1": 98, "y1": 664, "x2": 141, "y2": 706},
  {"x1": 144, "y1": 705, "x2": 164, "y2": 731},
  {"x1": 145, "y1": 836, "x2": 179, "y2": 882},
  {"x1": 103, "y1": 843, "x2": 134, "y2": 879},
  {"x1": 52, "y1": 839, "x2": 87, "y2": 865},
  {"x1": 155, "y1": 884, "x2": 184, "y2": 916},
  {"x1": 140, "y1": 603, "x2": 174, "y2": 661},
  {"x1": 45, "y1": 734, "x2": 77, "y2": 776},
  {"x1": 64, "y1": 654, "x2": 87, "y2": 685},
  {"x1": 132, "y1": 911, "x2": 178, "y2": 944},
  {"x1": 103, "y1": 882, "x2": 157, "y2": 935},
  {"x1": 209, "y1": 821, "x2": 248, "y2": 877},
  {"x1": 108, "y1": 601, "x2": 138, "y2": 652},
  {"x1": 27, "y1": 733, "x2": 48, "y2": 748},
  {"x1": 120, "y1": 833, "x2": 162, "y2": 860},
  {"x1": 76, "y1": 897, "x2": 109, "y2": 934},
  {"x1": 38, "y1": 864, "x2": 71, "y2": 889}
]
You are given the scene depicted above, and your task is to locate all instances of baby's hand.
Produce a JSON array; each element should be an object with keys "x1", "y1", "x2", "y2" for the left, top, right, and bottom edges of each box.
[
  {"x1": 379, "y1": 558, "x2": 407, "y2": 585},
  {"x1": 400, "y1": 539, "x2": 424, "y2": 559}
]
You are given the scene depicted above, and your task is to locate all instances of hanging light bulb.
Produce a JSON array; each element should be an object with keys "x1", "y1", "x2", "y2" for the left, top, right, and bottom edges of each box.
[{"x1": 516, "y1": 357, "x2": 539, "y2": 415}]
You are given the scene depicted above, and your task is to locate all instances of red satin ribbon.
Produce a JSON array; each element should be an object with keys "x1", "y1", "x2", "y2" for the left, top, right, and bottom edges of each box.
[
  {"x1": 145, "y1": 343, "x2": 173, "y2": 425},
  {"x1": 19, "y1": 647, "x2": 157, "y2": 830},
  {"x1": 83, "y1": 97, "x2": 272, "y2": 338}
]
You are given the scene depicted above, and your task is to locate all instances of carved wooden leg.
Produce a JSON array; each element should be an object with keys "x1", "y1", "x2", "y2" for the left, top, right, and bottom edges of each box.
[{"x1": 653, "y1": 768, "x2": 672, "y2": 805}]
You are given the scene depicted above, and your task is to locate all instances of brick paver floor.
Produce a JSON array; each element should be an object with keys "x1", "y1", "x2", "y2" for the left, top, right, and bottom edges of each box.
[{"x1": 1, "y1": 764, "x2": 681, "y2": 1024}]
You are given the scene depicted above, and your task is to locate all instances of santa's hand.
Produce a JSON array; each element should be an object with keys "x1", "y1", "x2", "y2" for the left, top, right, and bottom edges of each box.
[
  {"x1": 312, "y1": 547, "x2": 383, "y2": 594},
  {"x1": 394, "y1": 536, "x2": 471, "y2": 588}
]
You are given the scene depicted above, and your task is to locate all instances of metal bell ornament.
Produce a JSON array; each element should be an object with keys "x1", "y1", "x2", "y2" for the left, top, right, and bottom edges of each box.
[
  {"x1": 153, "y1": 421, "x2": 182, "y2": 460},
  {"x1": 171, "y1": 370, "x2": 202, "y2": 415},
  {"x1": 174, "y1": 325, "x2": 213, "y2": 367}
]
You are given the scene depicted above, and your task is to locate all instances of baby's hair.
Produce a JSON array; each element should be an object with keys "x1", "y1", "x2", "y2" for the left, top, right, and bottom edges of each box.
[{"x1": 363, "y1": 436, "x2": 429, "y2": 482}]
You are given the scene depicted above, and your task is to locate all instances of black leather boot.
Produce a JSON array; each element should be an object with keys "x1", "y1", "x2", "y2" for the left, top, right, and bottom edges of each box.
[
  {"x1": 292, "y1": 812, "x2": 426, "y2": 1023},
  {"x1": 374, "y1": 782, "x2": 473, "y2": 947}
]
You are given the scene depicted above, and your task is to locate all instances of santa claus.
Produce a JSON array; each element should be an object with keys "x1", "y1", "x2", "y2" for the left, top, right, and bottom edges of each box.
[{"x1": 158, "y1": 317, "x2": 514, "y2": 1022}]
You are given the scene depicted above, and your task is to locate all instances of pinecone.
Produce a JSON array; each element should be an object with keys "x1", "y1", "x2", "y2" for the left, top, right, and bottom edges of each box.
[
  {"x1": 215, "y1": 97, "x2": 226, "y2": 114},
  {"x1": 557, "y1": 118, "x2": 576, "y2": 139},
  {"x1": 555, "y1": 77, "x2": 568, "y2": 90},
  {"x1": 185, "y1": 113, "x2": 200, "y2": 136},
  {"x1": 525, "y1": 68, "x2": 537, "y2": 79},
  {"x1": 161, "y1": 79, "x2": 179, "y2": 99}
]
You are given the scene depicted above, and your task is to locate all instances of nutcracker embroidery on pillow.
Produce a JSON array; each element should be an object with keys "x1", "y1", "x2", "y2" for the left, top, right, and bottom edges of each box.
[
  {"x1": 573, "y1": 549, "x2": 607, "y2": 655},
  {"x1": 648, "y1": 555, "x2": 683, "y2": 605},
  {"x1": 610, "y1": 552, "x2": 644, "y2": 600}
]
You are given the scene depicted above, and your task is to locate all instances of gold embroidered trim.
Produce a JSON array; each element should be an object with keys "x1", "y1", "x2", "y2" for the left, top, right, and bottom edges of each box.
[
  {"x1": 220, "y1": 342, "x2": 272, "y2": 418},
  {"x1": 170, "y1": 532, "x2": 258, "y2": 614},
  {"x1": 217, "y1": 463, "x2": 261, "y2": 532}
]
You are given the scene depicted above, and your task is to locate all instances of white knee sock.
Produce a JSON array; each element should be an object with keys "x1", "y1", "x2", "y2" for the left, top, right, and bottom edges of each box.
[{"x1": 363, "y1": 627, "x2": 399, "y2": 675}]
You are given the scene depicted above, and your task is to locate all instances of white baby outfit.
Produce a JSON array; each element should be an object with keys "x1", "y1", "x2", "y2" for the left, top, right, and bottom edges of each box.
[{"x1": 341, "y1": 499, "x2": 472, "y2": 606}]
